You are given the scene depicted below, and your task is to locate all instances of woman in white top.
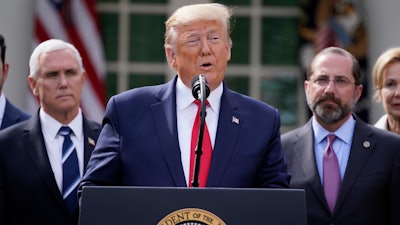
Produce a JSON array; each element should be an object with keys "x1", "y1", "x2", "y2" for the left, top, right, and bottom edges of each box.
[{"x1": 372, "y1": 47, "x2": 400, "y2": 134}]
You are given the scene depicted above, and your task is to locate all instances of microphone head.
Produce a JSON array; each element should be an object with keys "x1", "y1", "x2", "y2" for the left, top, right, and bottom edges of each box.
[{"x1": 191, "y1": 75, "x2": 210, "y2": 100}]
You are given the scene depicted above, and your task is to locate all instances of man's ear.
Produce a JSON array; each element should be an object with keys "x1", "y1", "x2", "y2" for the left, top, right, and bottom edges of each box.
[
  {"x1": 28, "y1": 76, "x2": 38, "y2": 96},
  {"x1": 3, "y1": 63, "x2": 9, "y2": 81},
  {"x1": 165, "y1": 47, "x2": 176, "y2": 69}
]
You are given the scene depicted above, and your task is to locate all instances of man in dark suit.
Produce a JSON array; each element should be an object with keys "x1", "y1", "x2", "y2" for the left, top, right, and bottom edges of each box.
[
  {"x1": 0, "y1": 34, "x2": 30, "y2": 130},
  {"x1": 80, "y1": 3, "x2": 290, "y2": 190},
  {"x1": 281, "y1": 46, "x2": 400, "y2": 225},
  {"x1": 0, "y1": 39, "x2": 101, "y2": 225}
]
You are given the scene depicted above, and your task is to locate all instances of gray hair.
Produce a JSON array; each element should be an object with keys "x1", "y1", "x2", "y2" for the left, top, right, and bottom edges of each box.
[{"x1": 29, "y1": 39, "x2": 84, "y2": 80}]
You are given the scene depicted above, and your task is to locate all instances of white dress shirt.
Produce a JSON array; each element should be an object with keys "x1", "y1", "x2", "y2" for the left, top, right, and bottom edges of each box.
[
  {"x1": 312, "y1": 115, "x2": 355, "y2": 182},
  {"x1": 40, "y1": 108, "x2": 84, "y2": 193},
  {"x1": 176, "y1": 77, "x2": 222, "y2": 186},
  {"x1": 0, "y1": 94, "x2": 6, "y2": 127}
]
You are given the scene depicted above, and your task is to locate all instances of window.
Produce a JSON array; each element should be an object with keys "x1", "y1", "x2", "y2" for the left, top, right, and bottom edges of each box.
[{"x1": 97, "y1": 0, "x2": 304, "y2": 131}]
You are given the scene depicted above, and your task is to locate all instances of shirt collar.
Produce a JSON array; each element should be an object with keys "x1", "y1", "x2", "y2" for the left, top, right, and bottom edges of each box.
[
  {"x1": 0, "y1": 94, "x2": 6, "y2": 121},
  {"x1": 39, "y1": 108, "x2": 83, "y2": 141},
  {"x1": 176, "y1": 76, "x2": 222, "y2": 113},
  {"x1": 312, "y1": 115, "x2": 356, "y2": 144}
]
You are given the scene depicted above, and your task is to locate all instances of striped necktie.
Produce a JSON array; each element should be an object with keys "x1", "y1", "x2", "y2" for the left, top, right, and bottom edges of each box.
[{"x1": 59, "y1": 126, "x2": 80, "y2": 213}]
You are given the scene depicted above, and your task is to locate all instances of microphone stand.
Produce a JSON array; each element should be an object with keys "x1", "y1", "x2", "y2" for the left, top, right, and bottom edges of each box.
[{"x1": 191, "y1": 75, "x2": 208, "y2": 188}]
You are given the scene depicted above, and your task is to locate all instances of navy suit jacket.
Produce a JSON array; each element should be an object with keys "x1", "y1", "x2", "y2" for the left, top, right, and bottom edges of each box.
[
  {"x1": 0, "y1": 98, "x2": 31, "y2": 130},
  {"x1": 81, "y1": 77, "x2": 290, "y2": 189},
  {"x1": 0, "y1": 111, "x2": 101, "y2": 225},
  {"x1": 281, "y1": 116, "x2": 400, "y2": 225}
]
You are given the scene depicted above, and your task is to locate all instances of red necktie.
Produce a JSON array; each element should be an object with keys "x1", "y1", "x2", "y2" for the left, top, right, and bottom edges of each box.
[
  {"x1": 323, "y1": 134, "x2": 341, "y2": 213},
  {"x1": 189, "y1": 100, "x2": 212, "y2": 187}
]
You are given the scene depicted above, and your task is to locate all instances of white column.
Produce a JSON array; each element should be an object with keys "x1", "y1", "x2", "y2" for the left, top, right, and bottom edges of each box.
[{"x1": 0, "y1": 0, "x2": 35, "y2": 111}]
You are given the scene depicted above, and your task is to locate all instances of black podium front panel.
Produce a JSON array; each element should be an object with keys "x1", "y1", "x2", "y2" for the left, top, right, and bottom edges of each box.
[{"x1": 79, "y1": 186, "x2": 307, "y2": 225}]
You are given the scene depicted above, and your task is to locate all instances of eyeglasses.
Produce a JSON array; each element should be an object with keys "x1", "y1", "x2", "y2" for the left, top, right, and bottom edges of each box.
[{"x1": 310, "y1": 76, "x2": 356, "y2": 88}]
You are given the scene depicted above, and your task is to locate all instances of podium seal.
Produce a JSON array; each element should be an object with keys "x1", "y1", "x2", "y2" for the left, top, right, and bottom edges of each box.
[{"x1": 157, "y1": 208, "x2": 226, "y2": 225}]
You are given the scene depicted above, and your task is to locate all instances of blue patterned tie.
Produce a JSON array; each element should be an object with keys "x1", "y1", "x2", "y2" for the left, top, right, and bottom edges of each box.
[{"x1": 59, "y1": 126, "x2": 80, "y2": 213}]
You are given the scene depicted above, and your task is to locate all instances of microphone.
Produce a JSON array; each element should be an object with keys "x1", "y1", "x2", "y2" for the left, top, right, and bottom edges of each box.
[
  {"x1": 191, "y1": 74, "x2": 210, "y2": 101},
  {"x1": 190, "y1": 74, "x2": 210, "y2": 187}
]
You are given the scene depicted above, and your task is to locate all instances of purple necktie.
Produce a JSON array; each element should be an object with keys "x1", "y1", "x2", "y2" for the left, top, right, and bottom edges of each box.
[{"x1": 323, "y1": 134, "x2": 341, "y2": 213}]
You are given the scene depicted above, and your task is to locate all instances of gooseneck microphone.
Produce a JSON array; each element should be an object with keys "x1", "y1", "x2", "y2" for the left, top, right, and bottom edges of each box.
[
  {"x1": 191, "y1": 74, "x2": 210, "y2": 101},
  {"x1": 190, "y1": 74, "x2": 210, "y2": 187}
]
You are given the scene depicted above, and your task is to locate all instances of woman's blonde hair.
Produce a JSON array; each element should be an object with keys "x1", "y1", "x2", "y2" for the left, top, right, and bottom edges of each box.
[{"x1": 372, "y1": 47, "x2": 400, "y2": 100}]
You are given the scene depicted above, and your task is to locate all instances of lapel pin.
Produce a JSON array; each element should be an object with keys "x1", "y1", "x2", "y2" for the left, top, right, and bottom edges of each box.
[
  {"x1": 88, "y1": 137, "x2": 96, "y2": 146},
  {"x1": 362, "y1": 141, "x2": 370, "y2": 148},
  {"x1": 232, "y1": 116, "x2": 239, "y2": 125}
]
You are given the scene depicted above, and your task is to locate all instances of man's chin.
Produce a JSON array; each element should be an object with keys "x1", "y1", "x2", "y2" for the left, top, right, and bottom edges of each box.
[
  {"x1": 315, "y1": 106, "x2": 340, "y2": 121},
  {"x1": 56, "y1": 102, "x2": 78, "y2": 112}
]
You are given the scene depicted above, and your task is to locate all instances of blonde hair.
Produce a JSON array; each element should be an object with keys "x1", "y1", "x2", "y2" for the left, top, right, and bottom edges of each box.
[
  {"x1": 372, "y1": 47, "x2": 400, "y2": 99},
  {"x1": 164, "y1": 3, "x2": 233, "y2": 58}
]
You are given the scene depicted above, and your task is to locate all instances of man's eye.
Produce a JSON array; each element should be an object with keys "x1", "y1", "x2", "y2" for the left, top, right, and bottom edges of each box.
[
  {"x1": 66, "y1": 70, "x2": 77, "y2": 76},
  {"x1": 209, "y1": 35, "x2": 221, "y2": 43},
  {"x1": 335, "y1": 78, "x2": 348, "y2": 84},
  {"x1": 316, "y1": 78, "x2": 328, "y2": 84},
  {"x1": 186, "y1": 38, "x2": 199, "y2": 44},
  {"x1": 46, "y1": 73, "x2": 58, "y2": 78}
]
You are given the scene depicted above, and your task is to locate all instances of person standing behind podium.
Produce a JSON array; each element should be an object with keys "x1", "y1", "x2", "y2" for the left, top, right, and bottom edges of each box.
[
  {"x1": 80, "y1": 3, "x2": 290, "y2": 190},
  {"x1": 281, "y1": 46, "x2": 400, "y2": 225},
  {"x1": 0, "y1": 34, "x2": 31, "y2": 130},
  {"x1": 0, "y1": 39, "x2": 101, "y2": 225}
]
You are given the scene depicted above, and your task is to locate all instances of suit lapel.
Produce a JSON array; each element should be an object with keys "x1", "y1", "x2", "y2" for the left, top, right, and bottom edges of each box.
[
  {"x1": 82, "y1": 117, "x2": 101, "y2": 170},
  {"x1": 23, "y1": 115, "x2": 67, "y2": 209},
  {"x1": 334, "y1": 118, "x2": 375, "y2": 212},
  {"x1": 151, "y1": 78, "x2": 187, "y2": 187},
  {"x1": 292, "y1": 122, "x2": 328, "y2": 207},
  {"x1": 206, "y1": 88, "x2": 241, "y2": 186}
]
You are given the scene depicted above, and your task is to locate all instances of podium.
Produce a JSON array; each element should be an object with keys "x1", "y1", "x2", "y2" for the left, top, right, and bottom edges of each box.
[{"x1": 79, "y1": 186, "x2": 307, "y2": 225}]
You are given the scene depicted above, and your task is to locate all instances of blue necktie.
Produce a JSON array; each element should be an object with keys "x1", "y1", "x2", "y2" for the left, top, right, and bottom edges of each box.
[{"x1": 59, "y1": 126, "x2": 80, "y2": 213}]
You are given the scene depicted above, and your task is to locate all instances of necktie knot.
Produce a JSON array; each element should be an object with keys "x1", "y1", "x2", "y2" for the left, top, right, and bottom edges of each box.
[
  {"x1": 59, "y1": 126, "x2": 72, "y2": 136},
  {"x1": 194, "y1": 99, "x2": 209, "y2": 107},
  {"x1": 327, "y1": 134, "x2": 336, "y2": 145}
]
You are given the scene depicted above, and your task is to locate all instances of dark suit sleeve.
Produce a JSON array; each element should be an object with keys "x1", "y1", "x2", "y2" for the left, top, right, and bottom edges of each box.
[
  {"x1": 0, "y1": 146, "x2": 5, "y2": 225},
  {"x1": 80, "y1": 97, "x2": 122, "y2": 188},
  {"x1": 1, "y1": 100, "x2": 31, "y2": 130},
  {"x1": 390, "y1": 149, "x2": 400, "y2": 225},
  {"x1": 258, "y1": 109, "x2": 290, "y2": 188}
]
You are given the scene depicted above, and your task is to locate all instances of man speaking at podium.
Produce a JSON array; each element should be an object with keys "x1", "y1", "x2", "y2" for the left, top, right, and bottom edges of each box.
[{"x1": 80, "y1": 3, "x2": 290, "y2": 190}]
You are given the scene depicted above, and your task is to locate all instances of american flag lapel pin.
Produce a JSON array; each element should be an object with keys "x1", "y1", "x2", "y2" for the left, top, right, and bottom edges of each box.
[
  {"x1": 232, "y1": 116, "x2": 239, "y2": 125},
  {"x1": 88, "y1": 137, "x2": 96, "y2": 146}
]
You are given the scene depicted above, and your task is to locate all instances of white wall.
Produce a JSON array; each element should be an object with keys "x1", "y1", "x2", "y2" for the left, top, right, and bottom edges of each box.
[{"x1": 0, "y1": 0, "x2": 35, "y2": 111}]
